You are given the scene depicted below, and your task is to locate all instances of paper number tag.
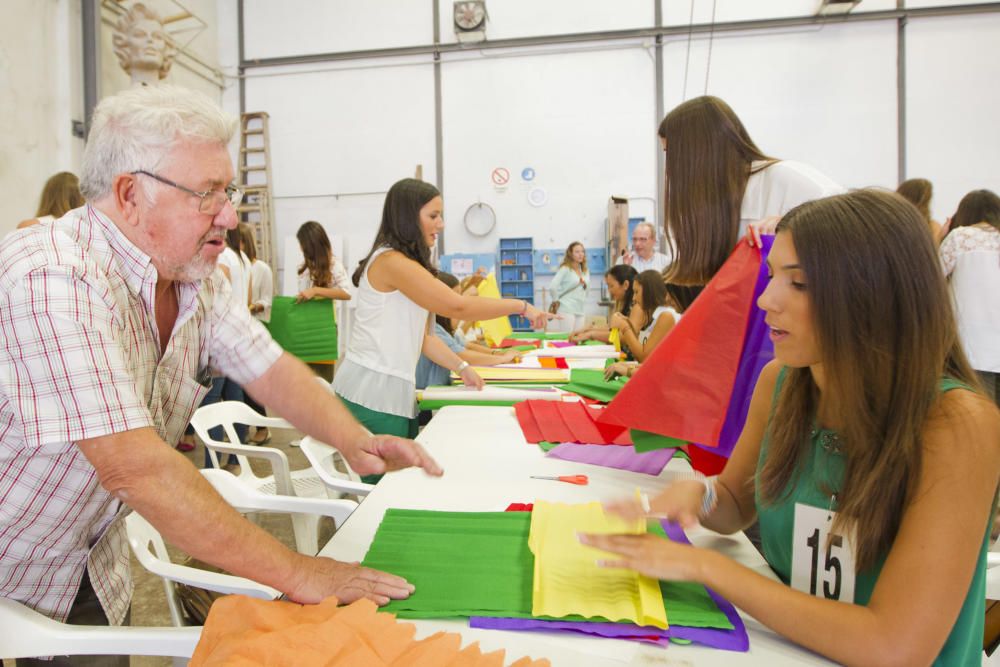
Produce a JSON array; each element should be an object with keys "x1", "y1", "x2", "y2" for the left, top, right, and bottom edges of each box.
[{"x1": 790, "y1": 503, "x2": 856, "y2": 603}]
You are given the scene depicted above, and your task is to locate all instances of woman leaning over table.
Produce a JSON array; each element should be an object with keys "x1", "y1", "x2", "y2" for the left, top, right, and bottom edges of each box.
[
  {"x1": 331, "y1": 179, "x2": 552, "y2": 459},
  {"x1": 585, "y1": 190, "x2": 1000, "y2": 666}
]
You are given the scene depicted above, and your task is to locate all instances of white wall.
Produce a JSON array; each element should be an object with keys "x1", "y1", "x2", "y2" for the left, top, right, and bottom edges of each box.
[
  {"x1": 905, "y1": 12, "x2": 1000, "y2": 222},
  {"x1": 662, "y1": 18, "x2": 899, "y2": 192},
  {"x1": 0, "y1": 0, "x2": 226, "y2": 239},
  {"x1": 0, "y1": 0, "x2": 83, "y2": 237},
  {"x1": 227, "y1": 0, "x2": 1000, "y2": 315}
]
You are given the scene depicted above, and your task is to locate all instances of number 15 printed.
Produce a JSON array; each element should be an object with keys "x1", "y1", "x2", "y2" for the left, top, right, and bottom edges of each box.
[{"x1": 790, "y1": 503, "x2": 857, "y2": 603}]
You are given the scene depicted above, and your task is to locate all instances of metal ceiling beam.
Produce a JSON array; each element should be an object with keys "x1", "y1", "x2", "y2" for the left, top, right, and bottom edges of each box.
[{"x1": 239, "y1": 3, "x2": 1000, "y2": 70}]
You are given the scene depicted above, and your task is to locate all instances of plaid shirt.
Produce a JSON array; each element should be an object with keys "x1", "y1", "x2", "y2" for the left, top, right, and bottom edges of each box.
[{"x1": 0, "y1": 205, "x2": 282, "y2": 624}]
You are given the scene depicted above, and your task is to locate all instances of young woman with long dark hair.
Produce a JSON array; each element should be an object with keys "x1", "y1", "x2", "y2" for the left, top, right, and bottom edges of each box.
[
  {"x1": 295, "y1": 220, "x2": 351, "y2": 302},
  {"x1": 331, "y1": 178, "x2": 551, "y2": 444},
  {"x1": 584, "y1": 190, "x2": 1000, "y2": 665},
  {"x1": 658, "y1": 96, "x2": 842, "y2": 286},
  {"x1": 569, "y1": 264, "x2": 639, "y2": 345}
]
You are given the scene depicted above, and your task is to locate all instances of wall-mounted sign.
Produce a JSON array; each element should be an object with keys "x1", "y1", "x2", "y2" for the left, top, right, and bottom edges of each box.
[
  {"x1": 521, "y1": 167, "x2": 536, "y2": 181},
  {"x1": 491, "y1": 167, "x2": 510, "y2": 186}
]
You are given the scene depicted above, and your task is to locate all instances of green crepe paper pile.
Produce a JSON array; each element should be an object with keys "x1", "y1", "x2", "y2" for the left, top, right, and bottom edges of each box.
[
  {"x1": 362, "y1": 509, "x2": 731, "y2": 630},
  {"x1": 264, "y1": 296, "x2": 338, "y2": 363}
]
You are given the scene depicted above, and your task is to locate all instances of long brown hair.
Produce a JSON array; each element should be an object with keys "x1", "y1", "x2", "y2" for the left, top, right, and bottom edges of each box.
[
  {"x1": 759, "y1": 190, "x2": 981, "y2": 571},
  {"x1": 658, "y1": 96, "x2": 775, "y2": 286},
  {"x1": 238, "y1": 223, "x2": 257, "y2": 262},
  {"x1": 949, "y1": 189, "x2": 1000, "y2": 234},
  {"x1": 353, "y1": 178, "x2": 440, "y2": 286},
  {"x1": 559, "y1": 241, "x2": 588, "y2": 274},
  {"x1": 895, "y1": 178, "x2": 933, "y2": 223},
  {"x1": 36, "y1": 171, "x2": 85, "y2": 218},
  {"x1": 297, "y1": 220, "x2": 332, "y2": 288},
  {"x1": 633, "y1": 270, "x2": 668, "y2": 331}
]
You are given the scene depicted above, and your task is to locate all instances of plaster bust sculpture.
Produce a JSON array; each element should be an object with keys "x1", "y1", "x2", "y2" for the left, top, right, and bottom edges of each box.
[{"x1": 111, "y1": 3, "x2": 176, "y2": 85}]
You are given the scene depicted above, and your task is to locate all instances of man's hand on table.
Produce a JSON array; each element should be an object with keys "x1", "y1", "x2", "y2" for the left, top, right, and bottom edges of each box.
[
  {"x1": 342, "y1": 433, "x2": 444, "y2": 477},
  {"x1": 287, "y1": 556, "x2": 415, "y2": 606}
]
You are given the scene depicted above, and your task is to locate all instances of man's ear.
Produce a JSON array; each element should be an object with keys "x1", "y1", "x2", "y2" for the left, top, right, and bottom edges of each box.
[{"x1": 113, "y1": 173, "x2": 142, "y2": 227}]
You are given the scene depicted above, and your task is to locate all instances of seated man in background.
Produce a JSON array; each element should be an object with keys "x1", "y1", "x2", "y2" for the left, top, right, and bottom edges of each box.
[{"x1": 0, "y1": 84, "x2": 440, "y2": 665}]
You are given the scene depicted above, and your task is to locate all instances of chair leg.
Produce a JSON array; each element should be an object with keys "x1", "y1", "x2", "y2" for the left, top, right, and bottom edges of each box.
[{"x1": 289, "y1": 513, "x2": 322, "y2": 556}]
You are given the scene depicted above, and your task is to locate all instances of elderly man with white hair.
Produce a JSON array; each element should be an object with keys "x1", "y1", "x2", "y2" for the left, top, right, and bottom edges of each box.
[
  {"x1": 617, "y1": 221, "x2": 672, "y2": 273},
  {"x1": 0, "y1": 85, "x2": 440, "y2": 665}
]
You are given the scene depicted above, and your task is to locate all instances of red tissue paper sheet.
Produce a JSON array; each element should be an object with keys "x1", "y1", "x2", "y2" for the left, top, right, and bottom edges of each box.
[{"x1": 598, "y1": 242, "x2": 762, "y2": 455}]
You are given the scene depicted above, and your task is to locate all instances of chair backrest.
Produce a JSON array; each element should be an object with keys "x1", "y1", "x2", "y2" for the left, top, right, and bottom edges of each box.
[
  {"x1": 0, "y1": 595, "x2": 200, "y2": 659},
  {"x1": 299, "y1": 437, "x2": 374, "y2": 497},
  {"x1": 189, "y1": 401, "x2": 297, "y2": 493}
]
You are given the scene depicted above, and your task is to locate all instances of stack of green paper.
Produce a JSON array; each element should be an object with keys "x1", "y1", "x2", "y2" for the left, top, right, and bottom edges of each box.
[
  {"x1": 361, "y1": 508, "x2": 731, "y2": 630},
  {"x1": 264, "y1": 296, "x2": 338, "y2": 363},
  {"x1": 508, "y1": 332, "x2": 570, "y2": 341},
  {"x1": 561, "y1": 369, "x2": 628, "y2": 403}
]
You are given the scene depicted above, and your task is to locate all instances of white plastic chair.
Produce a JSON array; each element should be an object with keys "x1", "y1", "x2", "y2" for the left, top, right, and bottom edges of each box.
[
  {"x1": 125, "y1": 468, "x2": 359, "y2": 629},
  {"x1": 299, "y1": 436, "x2": 375, "y2": 498},
  {"x1": 0, "y1": 596, "x2": 200, "y2": 660},
  {"x1": 189, "y1": 401, "x2": 333, "y2": 554}
]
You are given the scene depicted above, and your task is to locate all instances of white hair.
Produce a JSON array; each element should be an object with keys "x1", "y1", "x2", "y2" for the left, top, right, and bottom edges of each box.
[
  {"x1": 80, "y1": 84, "x2": 237, "y2": 201},
  {"x1": 634, "y1": 221, "x2": 657, "y2": 238}
]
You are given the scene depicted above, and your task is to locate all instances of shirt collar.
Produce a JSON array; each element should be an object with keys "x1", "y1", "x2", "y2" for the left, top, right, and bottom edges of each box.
[{"x1": 86, "y1": 204, "x2": 203, "y2": 324}]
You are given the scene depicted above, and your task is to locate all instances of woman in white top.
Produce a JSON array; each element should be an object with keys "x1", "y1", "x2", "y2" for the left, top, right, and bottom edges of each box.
[
  {"x1": 332, "y1": 178, "x2": 551, "y2": 460},
  {"x1": 940, "y1": 189, "x2": 1000, "y2": 405},
  {"x1": 239, "y1": 223, "x2": 273, "y2": 322},
  {"x1": 547, "y1": 241, "x2": 589, "y2": 332},
  {"x1": 658, "y1": 96, "x2": 843, "y2": 285},
  {"x1": 239, "y1": 223, "x2": 275, "y2": 444},
  {"x1": 295, "y1": 220, "x2": 352, "y2": 302}
]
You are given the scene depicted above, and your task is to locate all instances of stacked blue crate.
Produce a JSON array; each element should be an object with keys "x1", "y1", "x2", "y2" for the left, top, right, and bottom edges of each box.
[{"x1": 498, "y1": 237, "x2": 534, "y2": 330}]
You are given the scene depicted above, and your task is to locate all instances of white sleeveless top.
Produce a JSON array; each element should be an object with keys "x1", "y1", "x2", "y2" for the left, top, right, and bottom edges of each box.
[
  {"x1": 639, "y1": 306, "x2": 679, "y2": 345},
  {"x1": 332, "y1": 247, "x2": 428, "y2": 417}
]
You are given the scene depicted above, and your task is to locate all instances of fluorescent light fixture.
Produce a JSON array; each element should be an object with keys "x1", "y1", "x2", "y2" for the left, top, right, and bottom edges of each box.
[{"x1": 818, "y1": 0, "x2": 860, "y2": 15}]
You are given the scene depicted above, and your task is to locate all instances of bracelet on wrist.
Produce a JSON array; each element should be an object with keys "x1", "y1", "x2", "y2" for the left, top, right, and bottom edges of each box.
[
  {"x1": 700, "y1": 476, "x2": 718, "y2": 518},
  {"x1": 455, "y1": 360, "x2": 470, "y2": 374},
  {"x1": 519, "y1": 300, "x2": 528, "y2": 315}
]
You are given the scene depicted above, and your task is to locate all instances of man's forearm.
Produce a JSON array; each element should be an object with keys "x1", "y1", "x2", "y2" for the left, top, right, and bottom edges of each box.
[
  {"x1": 82, "y1": 429, "x2": 306, "y2": 594},
  {"x1": 245, "y1": 352, "x2": 368, "y2": 452}
]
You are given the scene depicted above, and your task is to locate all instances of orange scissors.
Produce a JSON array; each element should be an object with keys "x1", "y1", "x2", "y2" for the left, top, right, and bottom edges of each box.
[{"x1": 530, "y1": 475, "x2": 589, "y2": 485}]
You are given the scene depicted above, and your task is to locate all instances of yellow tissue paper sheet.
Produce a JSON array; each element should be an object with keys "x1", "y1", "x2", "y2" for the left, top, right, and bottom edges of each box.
[
  {"x1": 528, "y1": 499, "x2": 668, "y2": 629},
  {"x1": 476, "y1": 274, "x2": 514, "y2": 347},
  {"x1": 608, "y1": 327, "x2": 621, "y2": 352}
]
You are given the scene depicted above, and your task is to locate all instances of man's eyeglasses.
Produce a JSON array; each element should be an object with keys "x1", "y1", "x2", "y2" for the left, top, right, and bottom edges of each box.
[{"x1": 131, "y1": 170, "x2": 243, "y2": 215}]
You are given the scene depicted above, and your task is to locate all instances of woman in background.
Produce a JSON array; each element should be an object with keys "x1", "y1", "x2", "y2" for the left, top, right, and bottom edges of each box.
[
  {"x1": 570, "y1": 264, "x2": 639, "y2": 344},
  {"x1": 240, "y1": 223, "x2": 275, "y2": 444},
  {"x1": 658, "y1": 96, "x2": 842, "y2": 285},
  {"x1": 586, "y1": 190, "x2": 1000, "y2": 665},
  {"x1": 295, "y1": 220, "x2": 350, "y2": 382},
  {"x1": 296, "y1": 220, "x2": 352, "y2": 303},
  {"x1": 547, "y1": 241, "x2": 589, "y2": 332},
  {"x1": 332, "y1": 178, "x2": 550, "y2": 457},
  {"x1": 17, "y1": 171, "x2": 85, "y2": 228},
  {"x1": 940, "y1": 189, "x2": 1000, "y2": 405},
  {"x1": 609, "y1": 269, "x2": 678, "y2": 364},
  {"x1": 897, "y1": 177, "x2": 941, "y2": 239}
]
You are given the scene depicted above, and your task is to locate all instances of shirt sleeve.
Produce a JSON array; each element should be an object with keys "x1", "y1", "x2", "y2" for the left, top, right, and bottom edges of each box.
[
  {"x1": 434, "y1": 323, "x2": 466, "y2": 354},
  {"x1": 204, "y1": 273, "x2": 284, "y2": 386},
  {"x1": 0, "y1": 265, "x2": 152, "y2": 448},
  {"x1": 939, "y1": 232, "x2": 958, "y2": 277},
  {"x1": 331, "y1": 260, "x2": 352, "y2": 292}
]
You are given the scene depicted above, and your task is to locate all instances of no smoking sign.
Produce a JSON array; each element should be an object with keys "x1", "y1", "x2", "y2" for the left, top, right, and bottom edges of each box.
[{"x1": 491, "y1": 167, "x2": 510, "y2": 192}]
